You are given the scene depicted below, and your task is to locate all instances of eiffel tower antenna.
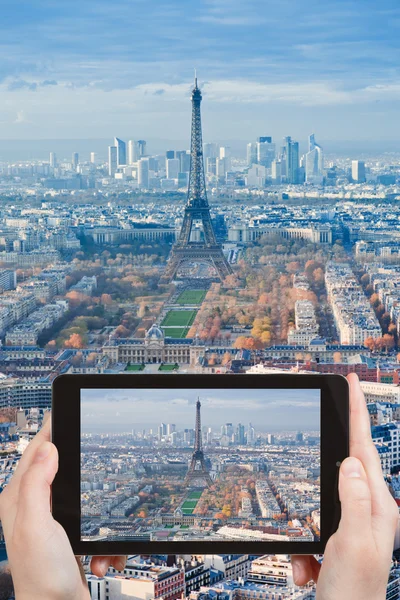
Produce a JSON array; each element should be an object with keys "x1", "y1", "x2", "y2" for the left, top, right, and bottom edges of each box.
[
  {"x1": 184, "y1": 397, "x2": 212, "y2": 487},
  {"x1": 162, "y1": 75, "x2": 233, "y2": 282}
]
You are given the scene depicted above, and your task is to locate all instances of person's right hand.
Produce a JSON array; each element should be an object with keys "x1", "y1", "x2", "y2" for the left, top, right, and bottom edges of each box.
[{"x1": 292, "y1": 373, "x2": 399, "y2": 600}]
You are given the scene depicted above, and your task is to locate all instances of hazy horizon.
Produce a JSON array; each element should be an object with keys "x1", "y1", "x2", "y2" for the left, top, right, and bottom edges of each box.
[{"x1": 80, "y1": 388, "x2": 320, "y2": 432}]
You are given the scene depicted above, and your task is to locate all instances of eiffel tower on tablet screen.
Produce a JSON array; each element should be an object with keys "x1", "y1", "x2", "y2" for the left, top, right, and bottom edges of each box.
[
  {"x1": 162, "y1": 75, "x2": 233, "y2": 282},
  {"x1": 184, "y1": 397, "x2": 212, "y2": 487}
]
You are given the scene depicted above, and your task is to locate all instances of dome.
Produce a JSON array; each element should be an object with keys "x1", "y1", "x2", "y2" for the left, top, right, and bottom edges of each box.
[{"x1": 145, "y1": 324, "x2": 164, "y2": 340}]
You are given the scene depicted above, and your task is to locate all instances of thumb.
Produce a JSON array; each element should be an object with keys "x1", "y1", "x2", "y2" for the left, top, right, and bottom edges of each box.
[
  {"x1": 17, "y1": 441, "x2": 58, "y2": 527},
  {"x1": 337, "y1": 456, "x2": 372, "y2": 539}
]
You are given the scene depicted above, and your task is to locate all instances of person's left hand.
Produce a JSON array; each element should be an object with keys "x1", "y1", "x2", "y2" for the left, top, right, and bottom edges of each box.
[{"x1": 0, "y1": 416, "x2": 126, "y2": 600}]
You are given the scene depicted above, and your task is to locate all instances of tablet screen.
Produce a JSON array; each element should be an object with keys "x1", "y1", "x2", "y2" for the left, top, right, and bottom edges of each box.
[{"x1": 80, "y1": 388, "x2": 320, "y2": 543}]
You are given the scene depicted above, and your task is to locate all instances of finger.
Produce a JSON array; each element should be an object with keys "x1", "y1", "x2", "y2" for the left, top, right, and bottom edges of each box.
[
  {"x1": 111, "y1": 556, "x2": 127, "y2": 571},
  {"x1": 291, "y1": 555, "x2": 321, "y2": 585},
  {"x1": 7, "y1": 417, "x2": 51, "y2": 492},
  {"x1": 91, "y1": 556, "x2": 113, "y2": 578},
  {"x1": 12, "y1": 441, "x2": 58, "y2": 539},
  {"x1": 337, "y1": 456, "x2": 372, "y2": 539},
  {"x1": 347, "y1": 374, "x2": 395, "y2": 533}
]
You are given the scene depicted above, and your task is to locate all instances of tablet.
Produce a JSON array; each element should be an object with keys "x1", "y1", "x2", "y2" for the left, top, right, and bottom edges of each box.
[{"x1": 51, "y1": 373, "x2": 348, "y2": 555}]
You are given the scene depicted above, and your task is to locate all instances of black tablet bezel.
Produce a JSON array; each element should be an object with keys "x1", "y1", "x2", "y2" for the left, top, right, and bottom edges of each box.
[{"x1": 51, "y1": 373, "x2": 349, "y2": 555}]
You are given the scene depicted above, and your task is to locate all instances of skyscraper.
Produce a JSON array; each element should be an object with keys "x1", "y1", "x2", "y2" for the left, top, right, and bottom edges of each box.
[
  {"x1": 72, "y1": 152, "x2": 79, "y2": 170},
  {"x1": 138, "y1": 158, "x2": 149, "y2": 188},
  {"x1": 176, "y1": 150, "x2": 190, "y2": 173},
  {"x1": 257, "y1": 140, "x2": 276, "y2": 168},
  {"x1": 108, "y1": 146, "x2": 117, "y2": 177},
  {"x1": 114, "y1": 137, "x2": 126, "y2": 166},
  {"x1": 203, "y1": 142, "x2": 219, "y2": 160},
  {"x1": 219, "y1": 146, "x2": 231, "y2": 171},
  {"x1": 49, "y1": 152, "x2": 57, "y2": 168},
  {"x1": 285, "y1": 136, "x2": 300, "y2": 184},
  {"x1": 127, "y1": 140, "x2": 136, "y2": 164},
  {"x1": 90, "y1": 152, "x2": 96, "y2": 164},
  {"x1": 137, "y1": 140, "x2": 147, "y2": 158},
  {"x1": 246, "y1": 142, "x2": 257, "y2": 167},
  {"x1": 352, "y1": 160, "x2": 366, "y2": 183},
  {"x1": 166, "y1": 150, "x2": 175, "y2": 159},
  {"x1": 166, "y1": 158, "x2": 180, "y2": 179},
  {"x1": 305, "y1": 134, "x2": 323, "y2": 183}
]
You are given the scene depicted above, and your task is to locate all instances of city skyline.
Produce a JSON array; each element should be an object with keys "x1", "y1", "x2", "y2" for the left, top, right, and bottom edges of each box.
[
  {"x1": 81, "y1": 388, "x2": 320, "y2": 432},
  {"x1": 0, "y1": 1, "x2": 399, "y2": 140}
]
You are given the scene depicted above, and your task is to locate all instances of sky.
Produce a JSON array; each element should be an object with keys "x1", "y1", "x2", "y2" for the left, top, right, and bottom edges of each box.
[
  {"x1": 80, "y1": 387, "x2": 320, "y2": 432},
  {"x1": 1, "y1": 0, "x2": 400, "y2": 144}
]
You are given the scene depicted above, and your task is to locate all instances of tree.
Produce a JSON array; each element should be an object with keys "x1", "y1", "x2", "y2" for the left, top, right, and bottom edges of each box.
[
  {"x1": 364, "y1": 337, "x2": 376, "y2": 351},
  {"x1": 333, "y1": 351, "x2": 342, "y2": 363},
  {"x1": 64, "y1": 333, "x2": 84, "y2": 349},
  {"x1": 100, "y1": 293, "x2": 113, "y2": 305},
  {"x1": 381, "y1": 334, "x2": 395, "y2": 352},
  {"x1": 114, "y1": 325, "x2": 131, "y2": 338},
  {"x1": 234, "y1": 336, "x2": 247, "y2": 349}
]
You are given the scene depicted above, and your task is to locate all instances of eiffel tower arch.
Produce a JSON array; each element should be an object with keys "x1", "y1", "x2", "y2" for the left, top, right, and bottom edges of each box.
[
  {"x1": 184, "y1": 398, "x2": 212, "y2": 488},
  {"x1": 162, "y1": 77, "x2": 233, "y2": 282}
]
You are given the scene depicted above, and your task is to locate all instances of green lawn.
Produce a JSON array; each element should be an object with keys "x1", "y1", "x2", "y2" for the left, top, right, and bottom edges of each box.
[
  {"x1": 161, "y1": 327, "x2": 189, "y2": 339},
  {"x1": 182, "y1": 508, "x2": 194, "y2": 515},
  {"x1": 125, "y1": 364, "x2": 145, "y2": 371},
  {"x1": 161, "y1": 310, "x2": 197, "y2": 327},
  {"x1": 159, "y1": 364, "x2": 179, "y2": 371},
  {"x1": 176, "y1": 290, "x2": 206, "y2": 305},
  {"x1": 181, "y1": 500, "x2": 198, "y2": 509},
  {"x1": 188, "y1": 491, "x2": 202, "y2": 499}
]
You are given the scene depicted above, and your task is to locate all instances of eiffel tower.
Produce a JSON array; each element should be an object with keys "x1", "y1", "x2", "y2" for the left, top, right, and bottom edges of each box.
[
  {"x1": 162, "y1": 75, "x2": 233, "y2": 282},
  {"x1": 184, "y1": 397, "x2": 212, "y2": 487}
]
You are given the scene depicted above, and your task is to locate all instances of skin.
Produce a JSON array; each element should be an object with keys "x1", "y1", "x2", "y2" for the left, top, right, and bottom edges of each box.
[
  {"x1": 292, "y1": 373, "x2": 399, "y2": 600},
  {"x1": 0, "y1": 417, "x2": 127, "y2": 600},
  {"x1": 0, "y1": 373, "x2": 396, "y2": 599}
]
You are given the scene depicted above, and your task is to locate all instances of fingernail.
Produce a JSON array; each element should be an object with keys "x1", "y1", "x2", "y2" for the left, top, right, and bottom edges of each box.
[
  {"x1": 35, "y1": 442, "x2": 52, "y2": 462},
  {"x1": 341, "y1": 457, "x2": 362, "y2": 478}
]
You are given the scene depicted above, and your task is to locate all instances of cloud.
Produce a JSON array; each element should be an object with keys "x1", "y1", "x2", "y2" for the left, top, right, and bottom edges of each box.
[
  {"x1": 8, "y1": 79, "x2": 37, "y2": 91},
  {"x1": 14, "y1": 110, "x2": 27, "y2": 124}
]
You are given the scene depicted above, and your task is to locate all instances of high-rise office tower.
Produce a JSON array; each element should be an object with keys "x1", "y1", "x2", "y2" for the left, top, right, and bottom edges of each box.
[
  {"x1": 257, "y1": 136, "x2": 272, "y2": 144},
  {"x1": 206, "y1": 157, "x2": 217, "y2": 175},
  {"x1": 285, "y1": 136, "x2": 300, "y2": 184},
  {"x1": 166, "y1": 150, "x2": 175, "y2": 159},
  {"x1": 237, "y1": 423, "x2": 245, "y2": 445},
  {"x1": 138, "y1": 158, "x2": 149, "y2": 188},
  {"x1": 246, "y1": 142, "x2": 258, "y2": 167},
  {"x1": 108, "y1": 146, "x2": 117, "y2": 177},
  {"x1": 72, "y1": 152, "x2": 79, "y2": 170},
  {"x1": 216, "y1": 157, "x2": 226, "y2": 178},
  {"x1": 127, "y1": 140, "x2": 136, "y2": 164},
  {"x1": 219, "y1": 146, "x2": 231, "y2": 171},
  {"x1": 176, "y1": 150, "x2": 190, "y2": 173},
  {"x1": 114, "y1": 137, "x2": 126, "y2": 166},
  {"x1": 247, "y1": 423, "x2": 255, "y2": 445},
  {"x1": 257, "y1": 140, "x2": 276, "y2": 168},
  {"x1": 305, "y1": 133, "x2": 323, "y2": 183},
  {"x1": 352, "y1": 160, "x2": 366, "y2": 183},
  {"x1": 90, "y1": 152, "x2": 96, "y2": 164},
  {"x1": 167, "y1": 424, "x2": 176, "y2": 435},
  {"x1": 49, "y1": 152, "x2": 57, "y2": 168},
  {"x1": 166, "y1": 158, "x2": 180, "y2": 179},
  {"x1": 271, "y1": 160, "x2": 282, "y2": 183},
  {"x1": 137, "y1": 140, "x2": 146, "y2": 158},
  {"x1": 203, "y1": 142, "x2": 219, "y2": 160}
]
